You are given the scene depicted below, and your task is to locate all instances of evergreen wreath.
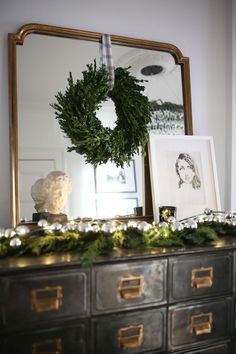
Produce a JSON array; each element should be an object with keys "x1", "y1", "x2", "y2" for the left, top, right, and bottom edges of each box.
[{"x1": 51, "y1": 61, "x2": 153, "y2": 167}]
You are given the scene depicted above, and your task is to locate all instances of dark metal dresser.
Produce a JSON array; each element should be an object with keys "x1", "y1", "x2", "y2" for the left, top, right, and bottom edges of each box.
[{"x1": 0, "y1": 237, "x2": 236, "y2": 353}]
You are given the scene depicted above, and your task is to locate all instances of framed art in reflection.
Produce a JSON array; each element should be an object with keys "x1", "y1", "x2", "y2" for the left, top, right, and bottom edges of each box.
[
  {"x1": 148, "y1": 135, "x2": 221, "y2": 222},
  {"x1": 148, "y1": 100, "x2": 185, "y2": 135},
  {"x1": 95, "y1": 161, "x2": 137, "y2": 193},
  {"x1": 96, "y1": 197, "x2": 138, "y2": 218}
]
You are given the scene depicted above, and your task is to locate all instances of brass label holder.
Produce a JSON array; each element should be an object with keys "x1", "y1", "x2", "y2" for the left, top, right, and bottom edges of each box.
[
  {"x1": 118, "y1": 275, "x2": 144, "y2": 299},
  {"x1": 32, "y1": 338, "x2": 62, "y2": 354},
  {"x1": 191, "y1": 267, "x2": 213, "y2": 288},
  {"x1": 190, "y1": 312, "x2": 213, "y2": 335},
  {"x1": 31, "y1": 286, "x2": 63, "y2": 313},
  {"x1": 118, "y1": 324, "x2": 144, "y2": 349}
]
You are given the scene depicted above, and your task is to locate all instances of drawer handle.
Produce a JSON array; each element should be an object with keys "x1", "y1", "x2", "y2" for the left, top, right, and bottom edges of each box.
[
  {"x1": 118, "y1": 324, "x2": 144, "y2": 349},
  {"x1": 190, "y1": 312, "x2": 213, "y2": 335},
  {"x1": 191, "y1": 267, "x2": 213, "y2": 288},
  {"x1": 32, "y1": 338, "x2": 62, "y2": 354},
  {"x1": 118, "y1": 275, "x2": 144, "y2": 299},
  {"x1": 31, "y1": 286, "x2": 63, "y2": 313}
]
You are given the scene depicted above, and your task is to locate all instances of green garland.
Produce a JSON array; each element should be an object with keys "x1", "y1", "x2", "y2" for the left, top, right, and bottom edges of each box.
[
  {"x1": 2, "y1": 209, "x2": 236, "y2": 267},
  {"x1": 51, "y1": 61, "x2": 153, "y2": 167},
  {"x1": 0, "y1": 223, "x2": 219, "y2": 267}
]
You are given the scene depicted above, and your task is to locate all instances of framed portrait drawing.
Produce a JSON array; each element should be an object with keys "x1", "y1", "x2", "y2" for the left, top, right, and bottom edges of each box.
[
  {"x1": 95, "y1": 161, "x2": 137, "y2": 193},
  {"x1": 148, "y1": 135, "x2": 221, "y2": 221}
]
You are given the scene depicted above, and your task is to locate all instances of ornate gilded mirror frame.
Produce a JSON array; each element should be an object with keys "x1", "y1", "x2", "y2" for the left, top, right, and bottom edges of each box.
[{"x1": 8, "y1": 23, "x2": 193, "y2": 227}]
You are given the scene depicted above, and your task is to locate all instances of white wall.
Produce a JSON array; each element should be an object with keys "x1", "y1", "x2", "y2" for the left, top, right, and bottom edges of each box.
[
  {"x1": 231, "y1": 0, "x2": 236, "y2": 210},
  {"x1": 0, "y1": 0, "x2": 233, "y2": 226}
]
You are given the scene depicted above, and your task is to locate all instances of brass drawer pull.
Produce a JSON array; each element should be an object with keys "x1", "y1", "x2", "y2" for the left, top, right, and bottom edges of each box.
[
  {"x1": 190, "y1": 312, "x2": 213, "y2": 335},
  {"x1": 191, "y1": 267, "x2": 213, "y2": 288},
  {"x1": 118, "y1": 275, "x2": 144, "y2": 299},
  {"x1": 118, "y1": 324, "x2": 144, "y2": 349},
  {"x1": 31, "y1": 286, "x2": 63, "y2": 313},
  {"x1": 32, "y1": 338, "x2": 62, "y2": 354}
]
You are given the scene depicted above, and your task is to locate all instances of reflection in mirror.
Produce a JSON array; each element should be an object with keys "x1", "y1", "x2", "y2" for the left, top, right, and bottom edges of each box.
[{"x1": 9, "y1": 24, "x2": 192, "y2": 226}]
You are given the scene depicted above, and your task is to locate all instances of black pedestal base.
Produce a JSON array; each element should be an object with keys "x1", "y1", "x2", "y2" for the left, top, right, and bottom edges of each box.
[{"x1": 32, "y1": 212, "x2": 68, "y2": 223}]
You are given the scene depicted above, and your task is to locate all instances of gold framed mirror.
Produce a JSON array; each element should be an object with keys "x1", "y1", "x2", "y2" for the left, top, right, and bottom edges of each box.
[{"x1": 8, "y1": 23, "x2": 193, "y2": 226}]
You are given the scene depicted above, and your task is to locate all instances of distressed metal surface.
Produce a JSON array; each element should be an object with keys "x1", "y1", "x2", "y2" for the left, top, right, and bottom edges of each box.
[
  {"x1": 168, "y1": 298, "x2": 233, "y2": 350},
  {"x1": 92, "y1": 259, "x2": 167, "y2": 314},
  {"x1": 2, "y1": 269, "x2": 90, "y2": 329},
  {"x1": 0, "y1": 321, "x2": 89, "y2": 354},
  {"x1": 92, "y1": 307, "x2": 166, "y2": 354},
  {"x1": 169, "y1": 252, "x2": 233, "y2": 302}
]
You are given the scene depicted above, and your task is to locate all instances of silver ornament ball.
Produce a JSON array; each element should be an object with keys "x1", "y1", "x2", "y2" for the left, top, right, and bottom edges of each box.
[
  {"x1": 137, "y1": 221, "x2": 152, "y2": 232},
  {"x1": 102, "y1": 222, "x2": 116, "y2": 233},
  {"x1": 15, "y1": 225, "x2": 30, "y2": 236},
  {"x1": 225, "y1": 212, "x2": 233, "y2": 220},
  {"x1": 204, "y1": 208, "x2": 212, "y2": 216},
  {"x1": 38, "y1": 219, "x2": 48, "y2": 228},
  {"x1": 78, "y1": 222, "x2": 93, "y2": 233},
  {"x1": 9, "y1": 237, "x2": 22, "y2": 247},
  {"x1": 158, "y1": 221, "x2": 169, "y2": 229},
  {"x1": 185, "y1": 219, "x2": 198, "y2": 229},
  {"x1": 51, "y1": 223, "x2": 62, "y2": 231},
  {"x1": 167, "y1": 216, "x2": 176, "y2": 224},
  {"x1": 4, "y1": 228, "x2": 16, "y2": 238},
  {"x1": 127, "y1": 220, "x2": 139, "y2": 228},
  {"x1": 171, "y1": 221, "x2": 184, "y2": 232},
  {"x1": 66, "y1": 223, "x2": 76, "y2": 231},
  {"x1": 91, "y1": 224, "x2": 100, "y2": 233}
]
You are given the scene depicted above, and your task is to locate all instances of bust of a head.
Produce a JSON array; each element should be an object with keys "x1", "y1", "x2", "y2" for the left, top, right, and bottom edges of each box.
[{"x1": 31, "y1": 171, "x2": 72, "y2": 214}]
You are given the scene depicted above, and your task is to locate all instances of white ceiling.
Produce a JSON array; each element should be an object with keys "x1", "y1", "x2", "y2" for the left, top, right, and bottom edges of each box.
[{"x1": 17, "y1": 34, "x2": 183, "y2": 106}]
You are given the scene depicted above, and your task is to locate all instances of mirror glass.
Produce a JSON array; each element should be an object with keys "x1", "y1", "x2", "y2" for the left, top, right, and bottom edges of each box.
[{"x1": 9, "y1": 24, "x2": 192, "y2": 225}]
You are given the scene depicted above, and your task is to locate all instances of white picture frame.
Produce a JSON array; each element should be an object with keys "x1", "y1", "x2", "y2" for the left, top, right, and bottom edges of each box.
[
  {"x1": 148, "y1": 135, "x2": 221, "y2": 221},
  {"x1": 95, "y1": 197, "x2": 138, "y2": 218},
  {"x1": 95, "y1": 161, "x2": 137, "y2": 193}
]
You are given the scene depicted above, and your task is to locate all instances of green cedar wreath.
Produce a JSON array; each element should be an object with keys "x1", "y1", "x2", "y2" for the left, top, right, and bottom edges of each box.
[{"x1": 51, "y1": 61, "x2": 153, "y2": 167}]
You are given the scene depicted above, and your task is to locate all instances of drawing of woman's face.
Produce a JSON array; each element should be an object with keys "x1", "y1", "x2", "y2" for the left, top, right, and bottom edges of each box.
[{"x1": 177, "y1": 159, "x2": 194, "y2": 184}]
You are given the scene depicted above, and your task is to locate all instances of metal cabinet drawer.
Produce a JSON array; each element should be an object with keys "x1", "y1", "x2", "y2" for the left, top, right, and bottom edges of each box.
[
  {"x1": 234, "y1": 299, "x2": 236, "y2": 333},
  {"x1": 2, "y1": 269, "x2": 89, "y2": 328},
  {"x1": 233, "y1": 251, "x2": 236, "y2": 293},
  {"x1": 0, "y1": 321, "x2": 89, "y2": 354},
  {"x1": 92, "y1": 307, "x2": 166, "y2": 354},
  {"x1": 172, "y1": 341, "x2": 231, "y2": 353},
  {"x1": 0, "y1": 278, "x2": 3, "y2": 327},
  {"x1": 168, "y1": 298, "x2": 232, "y2": 351},
  {"x1": 169, "y1": 252, "x2": 232, "y2": 302},
  {"x1": 92, "y1": 259, "x2": 167, "y2": 314}
]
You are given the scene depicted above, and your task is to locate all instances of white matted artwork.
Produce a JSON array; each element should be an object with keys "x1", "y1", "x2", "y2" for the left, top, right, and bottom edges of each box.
[
  {"x1": 148, "y1": 135, "x2": 221, "y2": 221},
  {"x1": 95, "y1": 161, "x2": 137, "y2": 193},
  {"x1": 96, "y1": 198, "x2": 138, "y2": 218}
]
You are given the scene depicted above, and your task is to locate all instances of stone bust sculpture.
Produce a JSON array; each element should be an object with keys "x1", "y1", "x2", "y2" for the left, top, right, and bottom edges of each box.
[{"x1": 31, "y1": 171, "x2": 72, "y2": 215}]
